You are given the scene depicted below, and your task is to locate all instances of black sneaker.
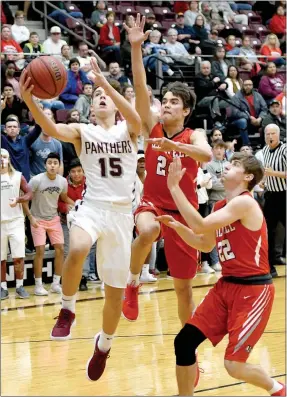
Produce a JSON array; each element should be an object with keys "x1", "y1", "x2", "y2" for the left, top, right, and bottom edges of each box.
[
  {"x1": 16, "y1": 286, "x2": 30, "y2": 299},
  {"x1": 79, "y1": 276, "x2": 88, "y2": 291},
  {"x1": 1, "y1": 287, "x2": 9, "y2": 300}
]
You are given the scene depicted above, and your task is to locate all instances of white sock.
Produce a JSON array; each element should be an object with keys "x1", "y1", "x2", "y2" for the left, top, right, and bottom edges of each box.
[
  {"x1": 127, "y1": 271, "x2": 140, "y2": 287},
  {"x1": 98, "y1": 330, "x2": 114, "y2": 353},
  {"x1": 16, "y1": 279, "x2": 23, "y2": 288},
  {"x1": 141, "y1": 264, "x2": 149, "y2": 276},
  {"x1": 167, "y1": 68, "x2": 174, "y2": 76},
  {"x1": 53, "y1": 274, "x2": 61, "y2": 285},
  {"x1": 62, "y1": 294, "x2": 76, "y2": 313},
  {"x1": 35, "y1": 277, "x2": 42, "y2": 287},
  {"x1": 268, "y1": 380, "x2": 283, "y2": 395},
  {"x1": 1, "y1": 281, "x2": 7, "y2": 290}
]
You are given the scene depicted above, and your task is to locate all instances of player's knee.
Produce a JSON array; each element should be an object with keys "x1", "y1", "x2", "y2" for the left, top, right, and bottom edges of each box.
[
  {"x1": 174, "y1": 324, "x2": 200, "y2": 366},
  {"x1": 224, "y1": 360, "x2": 243, "y2": 380},
  {"x1": 138, "y1": 223, "x2": 160, "y2": 246},
  {"x1": 67, "y1": 244, "x2": 90, "y2": 264},
  {"x1": 174, "y1": 281, "x2": 192, "y2": 297}
]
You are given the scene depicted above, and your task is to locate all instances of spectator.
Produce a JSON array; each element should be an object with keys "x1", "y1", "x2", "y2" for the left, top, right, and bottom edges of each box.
[
  {"x1": 91, "y1": 0, "x2": 107, "y2": 31},
  {"x1": 59, "y1": 58, "x2": 91, "y2": 109},
  {"x1": 1, "y1": 25, "x2": 25, "y2": 70},
  {"x1": 262, "y1": 124, "x2": 286, "y2": 278},
  {"x1": 30, "y1": 108, "x2": 64, "y2": 176},
  {"x1": 229, "y1": 79, "x2": 267, "y2": 145},
  {"x1": 27, "y1": 153, "x2": 74, "y2": 296},
  {"x1": 1, "y1": 1, "x2": 14, "y2": 25},
  {"x1": 1, "y1": 83, "x2": 28, "y2": 124},
  {"x1": 258, "y1": 62, "x2": 285, "y2": 103},
  {"x1": 269, "y1": 5, "x2": 286, "y2": 38},
  {"x1": 147, "y1": 85, "x2": 161, "y2": 115},
  {"x1": 67, "y1": 109, "x2": 80, "y2": 122},
  {"x1": 61, "y1": 44, "x2": 72, "y2": 69},
  {"x1": 174, "y1": 12, "x2": 194, "y2": 51},
  {"x1": 1, "y1": 148, "x2": 32, "y2": 300},
  {"x1": 143, "y1": 30, "x2": 175, "y2": 76},
  {"x1": 74, "y1": 83, "x2": 93, "y2": 123},
  {"x1": 225, "y1": 65, "x2": 242, "y2": 98},
  {"x1": 3, "y1": 61, "x2": 21, "y2": 99},
  {"x1": 11, "y1": 10, "x2": 30, "y2": 46},
  {"x1": 38, "y1": 95, "x2": 65, "y2": 112},
  {"x1": 210, "y1": 1, "x2": 248, "y2": 25},
  {"x1": 89, "y1": 109, "x2": 97, "y2": 125},
  {"x1": 120, "y1": 14, "x2": 134, "y2": 66},
  {"x1": 99, "y1": 11, "x2": 121, "y2": 64},
  {"x1": 228, "y1": 1, "x2": 252, "y2": 12},
  {"x1": 42, "y1": 26, "x2": 67, "y2": 58},
  {"x1": 210, "y1": 127, "x2": 223, "y2": 144},
  {"x1": 211, "y1": 46, "x2": 233, "y2": 81},
  {"x1": 1, "y1": 118, "x2": 41, "y2": 182},
  {"x1": 61, "y1": 116, "x2": 79, "y2": 178},
  {"x1": 48, "y1": 3, "x2": 83, "y2": 27},
  {"x1": 201, "y1": 29, "x2": 220, "y2": 56},
  {"x1": 184, "y1": 0, "x2": 200, "y2": 27},
  {"x1": 194, "y1": 61, "x2": 228, "y2": 117},
  {"x1": 143, "y1": 13, "x2": 158, "y2": 34},
  {"x1": 174, "y1": 1, "x2": 190, "y2": 14},
  {"x1": 190, "y1": 14, "x2": 208, "y2": 44},
  {"x1": 108, "y1": 62, "x2": 131, "y2": 85},
  {"x1": 239, "y1": 36, "x2": 264, "y2": 72},
  {"x1": 276, "y1": 85, "x2": 286, "y2": 117},
  {"x1": 122, "y1": 85, "x2": 135, "y2": 106},
  {"x1": 260, "y1": 34, "x2": 285, "y2": 66},
  {"x1": 165, "y1": 28, "x2": 195, "y2": 59},
  {"x1": 225, "y1": 35, "x2": 240, "y2": 56},
  {"x1": 262, "y1": 99, "x2": 286, "y2": 142},
  {"x1": 77, "y1": 42, "x2": 106, "y2": 74},
  {"x1": 206, "y1": 139, "x2": 230, "y2": 272},
  {"x1": 23, "y1": 32, "x2": 44, "y2": 64}
]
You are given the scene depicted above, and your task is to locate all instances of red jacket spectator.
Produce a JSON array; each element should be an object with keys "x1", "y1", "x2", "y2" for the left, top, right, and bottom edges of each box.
[
  {"x1": 58, "y1": 175, "x2": 86, "y2": 215},
  {"x1": 269, "y1": 7, "x2": 286, "y2": 36},
  {"x1": 99, "y1": 23, "x2": 120, "y2": 47},
  {"x1": 1, "y1": 5, "x2": 7, "y2": 24},
  {"x1": 260, "y1": 45, "x2": 282, "y2": 62},
  {"x1": 174, "y1": 1, "x2": 190, "y2": 14}
]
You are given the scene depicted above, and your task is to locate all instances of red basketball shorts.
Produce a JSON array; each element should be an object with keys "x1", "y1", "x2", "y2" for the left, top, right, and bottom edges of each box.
[
  {"x1": 134, "y1": 199, "x2": 198, "y2": 279},
  {"x1": 188, "y1": 278, "x2": 275, "y2": 362}
]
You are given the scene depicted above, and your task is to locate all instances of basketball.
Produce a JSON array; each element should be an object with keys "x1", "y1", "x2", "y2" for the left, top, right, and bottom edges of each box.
[{"x1": 25, "y1": 56, "x2": 67, "y2": 99}]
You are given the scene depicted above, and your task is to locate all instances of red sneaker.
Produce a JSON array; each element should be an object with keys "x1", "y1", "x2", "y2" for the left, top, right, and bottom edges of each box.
[
  {"x1": 86, "y1": 333, "x2": 110, "y2": 381},
  {"x1": 50, "y1": 308, "x2": 75, "y2": 340},
  {"x1": 122, "y1": 282, "x2": 141, "y2": 321},
  {"x1": 272, "y1": 383, "x2": 286, "y2": 396}
]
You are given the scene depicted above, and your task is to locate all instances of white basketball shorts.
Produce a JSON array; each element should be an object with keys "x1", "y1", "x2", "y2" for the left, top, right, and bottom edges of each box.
[
  {"x1": 1, "y1": 217, "x2": 25, "y2": 261},
  {"x1": 67, "y1": 203, "x2": 134, "y2": 289}
]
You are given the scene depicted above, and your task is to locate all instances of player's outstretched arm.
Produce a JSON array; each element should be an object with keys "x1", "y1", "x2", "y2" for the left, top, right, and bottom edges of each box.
[
  {"x1": 19, "y1": 70, "x2": 81, "y2": 144},
  {"x1": 167, "y1": 157, "x2": 254, "y2": 234},
  {"x1": 155, "y1": 215, "x2": 216, "y2": 252},
  {"x1": 124, "y1": 14, "x2": 158, "y2": 133},
  {"x1": 90, "y1": 58, "x2": 141, "y2": 137}
]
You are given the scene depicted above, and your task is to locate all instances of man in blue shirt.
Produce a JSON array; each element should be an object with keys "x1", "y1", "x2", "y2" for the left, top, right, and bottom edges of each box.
[
  {"x1": 174, "y1": 12, "x2": 195, "y2": 51},
  {"x1": 1, "y1": 118, "x2": 41, "y2": 182}
]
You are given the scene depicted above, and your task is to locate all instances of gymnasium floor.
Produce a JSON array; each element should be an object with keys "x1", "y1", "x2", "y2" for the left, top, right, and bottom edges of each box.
[{"x1": 1, "y1": 268, "x2": 286, "y2": 396}]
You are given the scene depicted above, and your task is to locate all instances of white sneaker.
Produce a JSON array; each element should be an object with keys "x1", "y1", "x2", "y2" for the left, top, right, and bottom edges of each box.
[
  {"x1": 211, "y1": 262, "x2": 222, "y2": 272},
  {"x1": 50, "y1": 283, "x2": 62, "y2": 294},
  {"x1": 140, "y1": 273, "x2": 158, "y2": 283},
  {"x1": 34, "y1": 285, "x2": 49, "y2": 296},
  {"x1": 200, "y1": 262, "x2": 215, "y2": 274}
]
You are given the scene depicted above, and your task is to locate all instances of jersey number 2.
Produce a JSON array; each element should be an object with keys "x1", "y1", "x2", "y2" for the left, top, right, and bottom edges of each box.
[
  {"x1": 156, "y1": 155, "x2": 167, "y2": 176},
  {"x1": 99, "y1": 157, "x2": 122, "y2": 177},
  {"x1": 217, "y1": 239, "x2": 235, "y2": 262}
]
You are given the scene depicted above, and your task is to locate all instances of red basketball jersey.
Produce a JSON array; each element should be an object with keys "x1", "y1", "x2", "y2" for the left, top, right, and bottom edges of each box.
[
  {"x1": 143, "y1": 123, "x2": 198, "y2": 210},
  {"x1": 213, "y1": 193, "x2": 270, "y2": 277}
]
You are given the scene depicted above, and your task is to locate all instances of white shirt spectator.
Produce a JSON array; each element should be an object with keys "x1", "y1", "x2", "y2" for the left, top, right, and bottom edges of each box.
[
  {"x1": 225, "y1": 78, "x2": 241, "y2": 98},
  {"x1": 165, "y1": 41, "x2": 189, "y2": 56},
  {"x1": 196, "y1": 168, "x2": 212, "y2": 204},
  {"x1": 43, "y1": 35, "x2": 67, "y2": 58},
  {"x1": 11, "y1": 24, "x2": 30, "y2": 44}
]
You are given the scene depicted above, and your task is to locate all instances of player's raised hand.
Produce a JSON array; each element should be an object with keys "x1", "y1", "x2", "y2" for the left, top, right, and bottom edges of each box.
[
  {"x1": 167, "y1": 157, "x2": 186, "y2": 190},
  {"x1": 123, "y1": 13, "x2": 151, "y2": 46},
  {"x1": 155, "y1": 215, "x2": 180, "y2": 230},
  {"x1": 90, "y1": 57, "x2": 108, "y2": 88},
  {"x1": 146, "y1": 137, "x2": 179, "y2": 152},
  {"x1": 19, "y1": 69, "x2": 34, "y2": 103}
]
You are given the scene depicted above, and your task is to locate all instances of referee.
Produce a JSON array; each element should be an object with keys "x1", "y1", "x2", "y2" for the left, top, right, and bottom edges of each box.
[{"x1": 262, "y1": 124, "x2": 286, "y2": 278}]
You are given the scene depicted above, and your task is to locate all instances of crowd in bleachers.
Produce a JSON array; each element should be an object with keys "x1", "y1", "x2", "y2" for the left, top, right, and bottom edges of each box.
[{"x1": 0, "y1": 1, "x2": 286, "y2": 299}]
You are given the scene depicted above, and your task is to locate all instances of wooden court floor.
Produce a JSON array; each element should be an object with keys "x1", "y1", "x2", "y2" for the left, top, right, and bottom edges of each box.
[{"x1": 1, "y1": 267, "x2": 286, "y2": 396}]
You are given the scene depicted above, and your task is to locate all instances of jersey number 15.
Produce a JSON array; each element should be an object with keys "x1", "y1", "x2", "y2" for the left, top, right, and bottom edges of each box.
[{"x1": 99, "y1": 157, "x2": 122, "y2": 177}]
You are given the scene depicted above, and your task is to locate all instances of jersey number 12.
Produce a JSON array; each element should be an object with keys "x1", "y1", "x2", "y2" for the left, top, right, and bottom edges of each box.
[{"x1": 99, "y1": 157, "x2": 122, "y2": 177}]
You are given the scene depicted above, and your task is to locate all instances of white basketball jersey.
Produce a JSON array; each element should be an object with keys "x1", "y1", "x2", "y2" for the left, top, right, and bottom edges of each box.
[
  {"x1": 1, "y1": 170, "x2": 24, "y2": 222},
  {"x1": 79, "y1": 121, "x2": 137, "y2": 210}
]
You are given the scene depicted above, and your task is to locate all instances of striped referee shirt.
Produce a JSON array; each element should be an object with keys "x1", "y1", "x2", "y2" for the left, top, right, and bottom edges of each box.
[{"x1": 262, "y1": 142, "x2": 286, "y2": 192}]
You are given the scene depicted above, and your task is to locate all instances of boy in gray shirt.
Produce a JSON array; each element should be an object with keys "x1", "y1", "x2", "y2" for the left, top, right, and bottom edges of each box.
[{"x1": 27, "y1": 153, "x2": 74, "y2": 296}]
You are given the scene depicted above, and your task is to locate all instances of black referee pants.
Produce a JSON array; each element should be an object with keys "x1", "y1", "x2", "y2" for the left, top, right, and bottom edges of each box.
[{"x1": 263, "y1": 190, "x2": 286, "y2": 270}]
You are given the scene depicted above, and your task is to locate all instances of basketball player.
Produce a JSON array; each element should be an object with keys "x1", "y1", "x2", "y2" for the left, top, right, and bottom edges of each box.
[
  {"x1": 19, "y1": 58, "x2": 141, "y2": 381},
  {"x1": 1, "y1": 148, "x2": 32, "y2": 300},
  {"x1": 122, "y1": 14, "x2": 212, "y2": 328},
  {"x1": 157, "y1": 154, "x2": 285, "y2": 397}
]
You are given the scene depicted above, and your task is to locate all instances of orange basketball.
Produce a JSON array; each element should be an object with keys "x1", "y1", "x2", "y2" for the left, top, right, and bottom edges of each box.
[{"x1": 25, "y1": 56, "x2": 67, "y2": 99}]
